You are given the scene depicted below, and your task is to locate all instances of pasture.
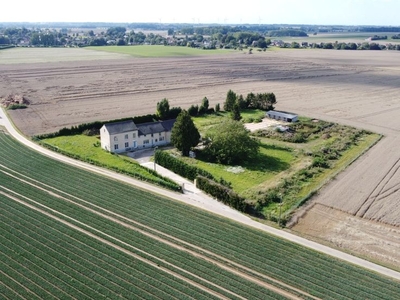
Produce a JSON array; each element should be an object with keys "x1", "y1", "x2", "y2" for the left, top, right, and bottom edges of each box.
[{"x1": 1, "y1": 130, "x2": 400, "y2": 299}]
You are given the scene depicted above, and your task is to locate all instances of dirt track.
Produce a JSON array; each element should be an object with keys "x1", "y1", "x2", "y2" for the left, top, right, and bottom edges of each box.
[{"x1": 2, "y1": 48, "x2": 400, "y2": 269}]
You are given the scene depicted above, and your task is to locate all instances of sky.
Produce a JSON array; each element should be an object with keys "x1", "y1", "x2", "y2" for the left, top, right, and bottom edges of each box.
[{"x1": 2, "y1": 0, "x2": 399, "y2": 26}]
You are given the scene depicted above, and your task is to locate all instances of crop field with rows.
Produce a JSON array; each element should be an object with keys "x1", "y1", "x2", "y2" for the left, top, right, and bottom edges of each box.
[{"x1": 1, "y1": 130, "x2": 400, "y2": 299}]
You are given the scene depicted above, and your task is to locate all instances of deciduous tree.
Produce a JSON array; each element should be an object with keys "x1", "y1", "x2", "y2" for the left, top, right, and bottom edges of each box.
[{"x1": 205, "y1": 119, "x2": 259, "y2": 164}]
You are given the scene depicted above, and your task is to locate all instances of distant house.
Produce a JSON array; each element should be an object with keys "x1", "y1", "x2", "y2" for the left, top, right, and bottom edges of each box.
[
  {"x1": 100, "y1": 119, "x2": 175, "y2": 153},
  {"x1": 266, "y1": 110, "x2": 298, "y2": 123}
]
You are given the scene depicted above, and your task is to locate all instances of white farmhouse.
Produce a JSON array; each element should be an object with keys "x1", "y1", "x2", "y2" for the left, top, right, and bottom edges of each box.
[
  {"x1": 100, "y1": 119, "x2": 175, "y2": 153},
  {"x1": 266, "y1": 110, "x2": 298, "y2": 122}
]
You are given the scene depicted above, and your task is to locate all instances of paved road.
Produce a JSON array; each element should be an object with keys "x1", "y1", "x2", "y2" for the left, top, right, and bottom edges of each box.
[{"x1": 1, "y1": 106, "x2": 400, "y2": 282}]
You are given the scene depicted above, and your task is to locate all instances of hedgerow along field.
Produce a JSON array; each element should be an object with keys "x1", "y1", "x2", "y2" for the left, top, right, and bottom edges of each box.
[
  {"x1": 86, "y1": 45, "x2": 231, "y2": 57},
  {"x1": 1, "y1": 132, "x2": 400, "y2": 299}
]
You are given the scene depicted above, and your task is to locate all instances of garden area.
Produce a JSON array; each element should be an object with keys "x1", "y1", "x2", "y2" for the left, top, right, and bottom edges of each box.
[{"x1": 164, "y1": 110, "x2": 381, "y2": 224}]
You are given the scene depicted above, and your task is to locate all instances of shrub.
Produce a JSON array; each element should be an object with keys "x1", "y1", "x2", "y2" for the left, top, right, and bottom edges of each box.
[
  {"x1": 188, "y1": 105, "x2": 199, "y2": 116},
  {"x1": 312, "y1": 157, "x2": 330, "y2": 168},
  {"x1": 7, "y1": 104, "x2": 27, "y2": 110},
  {"x1": 155, "y1": 150, "x2": 214, "y2": 181},
  {"x1": 196, "y1": 176, "x2": 247, "y2": 211}
]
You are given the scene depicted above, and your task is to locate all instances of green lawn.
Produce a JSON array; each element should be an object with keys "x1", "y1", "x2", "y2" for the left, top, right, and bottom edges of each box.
[
  {"x1": 41, "y1": 135, "x2": 178, "y2": 190},
  {"x1": 86, "y1": 45, "x2": 232, "y2": 57},
  {"x1": 180, "y1": 144, "x2": 295, "y2": 194},
  {"x1": 193, "y1": 109, "x2": 265, "y2": 134}
]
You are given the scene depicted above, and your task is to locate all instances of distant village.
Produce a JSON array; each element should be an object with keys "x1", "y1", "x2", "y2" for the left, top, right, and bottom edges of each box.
[{"x1": 1, "y1": 24, "x2": 400, "y2": 51}]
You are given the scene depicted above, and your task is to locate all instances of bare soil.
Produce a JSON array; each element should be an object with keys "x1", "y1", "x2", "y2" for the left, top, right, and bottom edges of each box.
[
  {"x1": 291, "y1": 203, "x2": 400, "y2": 270},
  {"x1": 2, "y1": 48, "x2": 400, "y2": 268}
]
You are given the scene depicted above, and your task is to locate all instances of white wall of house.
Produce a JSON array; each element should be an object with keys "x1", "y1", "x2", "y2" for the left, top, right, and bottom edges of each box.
[
  {"x1": 101, "y1": 126, "x2": 139, "y2": 153},
  {"x1": 101, "y1": 123, "x2": 173, "y2": 153},
  {"x1": 100, "y1": 126, "x2": 111, "y2": 152},
  {"x1": 137, "y1": 131, "x2": 170, "y2": 149}
]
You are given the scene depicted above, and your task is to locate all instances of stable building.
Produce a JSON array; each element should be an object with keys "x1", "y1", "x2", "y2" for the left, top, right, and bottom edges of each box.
[
  {"x1": 266, "y1": 110, "x2": 298, "y2": 123},
  {"x1": 100, "y1": 119, "x2": 175, "y2": 153}
]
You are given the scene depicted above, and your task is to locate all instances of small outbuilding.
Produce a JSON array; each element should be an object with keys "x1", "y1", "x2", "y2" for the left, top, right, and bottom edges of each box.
[{"x1": 266, "y1": 110, "x2": 298, "y2": 123}]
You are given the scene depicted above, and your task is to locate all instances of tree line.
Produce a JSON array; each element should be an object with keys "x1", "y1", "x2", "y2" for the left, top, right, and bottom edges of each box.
[{"x1": 279, "y1": 41, "x2": 400, "y2": 51}]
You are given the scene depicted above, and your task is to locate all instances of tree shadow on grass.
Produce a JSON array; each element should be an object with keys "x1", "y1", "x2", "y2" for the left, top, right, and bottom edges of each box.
[
  {"x1": 244, "y1": 146, "x2": 291, "y2": 173},
  {"x1": 195, "y1": 143, "x2": 291, "y2": 173}
]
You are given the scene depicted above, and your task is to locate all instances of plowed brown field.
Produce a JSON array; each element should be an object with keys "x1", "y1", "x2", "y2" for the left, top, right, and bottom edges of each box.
[{"x1": 1, "y1": 47, "x2": 400, "y2": 268}]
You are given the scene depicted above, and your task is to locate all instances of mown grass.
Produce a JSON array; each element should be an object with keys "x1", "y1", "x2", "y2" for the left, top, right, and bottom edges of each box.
[
  {"x1": 193, "y1": 109, "x2": 265, "y2": 134},
  {"x1": 179, "y1": 144, "x2": 295, "y2": 194},
  {"x1": 86, "y1": 45, "x2": 232, "y2": 57},
  {"x1": 42, "y1": 134, "x2": 143, "y2": 168},
  {"x1": 41, "y1": 134, "x2": 179, "y2": 190}
]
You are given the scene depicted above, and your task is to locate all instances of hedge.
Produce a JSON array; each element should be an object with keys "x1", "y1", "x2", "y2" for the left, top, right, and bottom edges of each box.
[
  {"x1": 154, "y1": 150, "x2": 215, "y2": 181},
  {"x1": 195, "y1": 176, "x2": 247, "y2": 212},
  {"x1": 34, "y1": 114, "x2": 159, "y2": 139}
]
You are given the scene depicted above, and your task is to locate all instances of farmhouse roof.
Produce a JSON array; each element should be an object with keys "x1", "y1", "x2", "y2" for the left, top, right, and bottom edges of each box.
[
  {"x1": 104, "y1": 120, "x2": 137, "y2": 135},
  {"x1": 161, "y1": 119, "x2": 176, "y2": 131},
  {"x1": 137, "y1": 119, "x2": 176, "y2": 136},
  {"x1": 267, "y1": 110, "x2": 298, "y2": 119}
]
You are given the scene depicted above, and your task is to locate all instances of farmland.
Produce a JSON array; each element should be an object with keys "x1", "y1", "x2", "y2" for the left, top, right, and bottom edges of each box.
[
  {"x1": 1, "y1": 46, "x2": 400, "y2": 269},
  {"x1": 2, "y1": 129, "x2": 400, "y2": 299},
  {"x1": 87, "y1": 45, "x2": 232, "y2": 57}
]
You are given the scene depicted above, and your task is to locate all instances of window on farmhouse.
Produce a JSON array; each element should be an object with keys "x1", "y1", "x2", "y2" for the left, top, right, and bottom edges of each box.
[
  {"x1": 143, "y1": 140, "x2": 149, "y2": 144},
  {"x1": 125, "y1": 142, "x2": 129, "y2": 148},
  {"x1": 125, "y1": 134, "x2": 128, "y2": 140},
  {"x1": 114, "y1": 136, "x2": 118, "y2": 141},
  {"x1": 160, "y1": 136, "x2": 165, "y2": 141},
  {"x1": 114, "y1": 144, "x2": 119, "y2": 150},
  {"x1": 133, "y1": 133, "x2": 136, "y2": 138}
]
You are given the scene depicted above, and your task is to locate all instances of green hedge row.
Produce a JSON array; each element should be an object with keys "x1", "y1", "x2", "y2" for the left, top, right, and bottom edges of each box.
[
  {"x1": 195, "y1": 176, "x2": 247, "y2": 212},
  {"x1": 0, "y1": 45, "x2": 15, "y2": 50},
  {"x1": 34, "y1": 114, "x2": 159, "y2": 139},
  {"x1": 38, "y1": 141, "x2": 181, "y2": 192},
  {"x1": 154, "y1": 150, "x2": 215, "y2": 181}
]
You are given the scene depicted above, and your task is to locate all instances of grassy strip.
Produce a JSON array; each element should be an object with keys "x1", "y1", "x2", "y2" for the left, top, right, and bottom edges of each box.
[
  {"x1": 39, "y1": 135, "x2": 180, "y2": 191},
  {"x1": 86, "y1": 45, "x2": 231, "y2": 57}
]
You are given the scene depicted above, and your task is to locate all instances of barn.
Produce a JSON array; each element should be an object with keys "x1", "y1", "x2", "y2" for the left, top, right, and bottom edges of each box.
[{"x1": 266, "y1": 110, "x2": 298, "y2": 122}]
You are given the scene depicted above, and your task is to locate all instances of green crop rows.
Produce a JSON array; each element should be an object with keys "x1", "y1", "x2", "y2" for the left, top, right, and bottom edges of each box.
[{"x1": 1, "y1": 131, "x2": 400, "y2": 299}]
